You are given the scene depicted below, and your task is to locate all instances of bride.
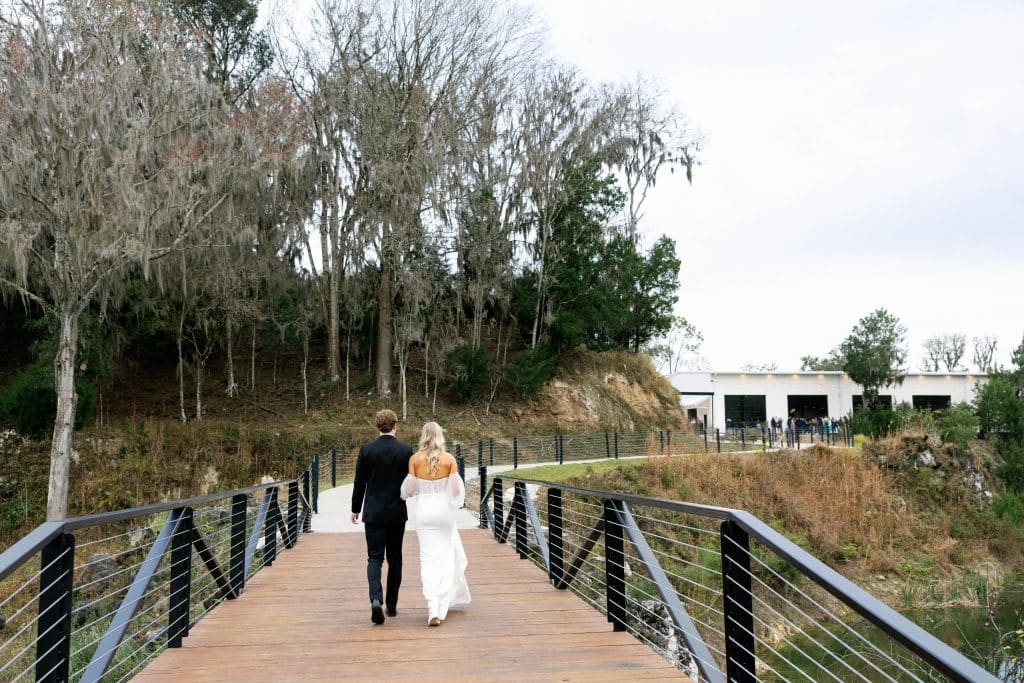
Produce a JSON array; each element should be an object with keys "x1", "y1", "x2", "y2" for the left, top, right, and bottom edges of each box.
[{"x1": 400, "y1": 421, "x2": 471, "y2": 626}]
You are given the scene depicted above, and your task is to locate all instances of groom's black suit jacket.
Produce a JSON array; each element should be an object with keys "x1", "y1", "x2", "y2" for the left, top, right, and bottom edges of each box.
[{"x1": 352, "y1": 434, "x2": 413, "y2": 525}]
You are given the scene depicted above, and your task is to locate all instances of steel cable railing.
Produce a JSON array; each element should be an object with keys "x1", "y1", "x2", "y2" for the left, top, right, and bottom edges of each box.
[
  {"x1": 0, "y1": 454, "x2": 318, "y2": 683},
  {"x1": 477, "y1": 472, "x2": 998, "y2": 683}
]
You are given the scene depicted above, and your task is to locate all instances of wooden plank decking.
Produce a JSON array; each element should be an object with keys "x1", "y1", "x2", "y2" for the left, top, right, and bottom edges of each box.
[{"x1": 133, "y1": 529, "x2": 687, "y2": 681}]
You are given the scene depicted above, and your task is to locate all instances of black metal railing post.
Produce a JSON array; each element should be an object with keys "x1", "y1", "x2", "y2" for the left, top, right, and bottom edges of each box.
[
  {"x1": 614, "y1": 430, "x2": 619, "y2": 459},
  {"x1": 36, "y1": 531, "x2": 74, "y2": 682},
  {"x1": 287, "y1": 481, "x2": 299, "y2": 547},
  {"x1": 513, "y1": 436, "x2": 519, "y2": 469},
  {"x1": 455, "y1": 452, "x2": 465, "y2": 484},
  {"x1": 230, "y1": 493, "x2": 247, "y2": 596},
  {"x1": 477, "y1": 439, "x2": 483, "y2": 469},
  {"x1": 264, "y1": 487, "x2": 278, "y2": 566},
  {"x1": 659, "y1": 429, "x2": 664, "y2": 453},
  {"x1": 604, "y1": 501, "x2": 627, "y2": 632},
  {"x1": 478, "y1": 466, "x2": 488, "y2": 530},
  {"x1": 558, "y1": 434, "x2": 564, "y2": 464},
  {"x1": 548, "y1": 487, "x2": 563, "y2": 587},
  {"x1": 721, "y1": 520, "x2": 756, "y2": 683},
  {"x1": 489, "y1": 438, "x2": 494, "y2": 466},
  {"x1": 312, "y1": 454, "x2": 320, "y2": 513},
  {"x1": 514, "y1": 482, "x2": 528, "y2": 559},
  {"x1": 168, "y1": 506, "x2": 192, "y2": 648},
  {"x1": 331, "y1": 447, "x2": 337, "y2": 488},
  {"x1": 716, "y1": 428, "x2": 721, "y2": 453},
  {"x1": 741, "y1": 428, "x2": 745, "y2": 448},
  {"x1": 493, "y1": 476, "x2": 503, "y2": 541},
  {"x1": 605, "y1": 431, "x2": 611, "y2": 458},
  {"x1": 704, "y1": 415, "x2": 709, "y2": 452}
]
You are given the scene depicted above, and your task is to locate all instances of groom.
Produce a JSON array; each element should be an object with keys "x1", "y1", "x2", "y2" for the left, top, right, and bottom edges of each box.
[{"x1": 351, "y1": 409, "x2": 413, "y2": 624}]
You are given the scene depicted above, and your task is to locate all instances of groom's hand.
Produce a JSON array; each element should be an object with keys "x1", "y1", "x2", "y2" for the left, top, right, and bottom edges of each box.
[{"x1": 350, "y1": 513, "x2": 360, "y2": 524}]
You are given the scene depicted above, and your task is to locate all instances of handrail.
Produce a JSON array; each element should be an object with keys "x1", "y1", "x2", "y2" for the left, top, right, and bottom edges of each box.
[
  {"x1": 0, "y1": 465, "x2": 314, "y2": 683},
  {"x1": 497, "y1": 473, "x2": 997, "y2": 683}
]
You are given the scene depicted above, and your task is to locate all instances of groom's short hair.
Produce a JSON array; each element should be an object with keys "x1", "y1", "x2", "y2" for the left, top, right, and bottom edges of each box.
[{"x1": 375, "y1": 409, "x2": 398, "y2": 433}]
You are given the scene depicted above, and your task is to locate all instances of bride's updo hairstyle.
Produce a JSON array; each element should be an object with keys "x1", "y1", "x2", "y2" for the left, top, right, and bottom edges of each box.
[{"x1": 418, "y1": 421, "x2": 446, "y2": 476}]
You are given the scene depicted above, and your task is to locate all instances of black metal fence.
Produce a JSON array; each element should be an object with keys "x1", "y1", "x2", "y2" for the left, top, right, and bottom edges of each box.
[
  {"x1": 0, "y1": 458, "x2": 318, "y2": 683},
  {"x1": 310, "y1": 425, "x2": 856, "y2": 496},
  {"x1": 476, "y1": 473, "x2": 997, "y2": 683}
]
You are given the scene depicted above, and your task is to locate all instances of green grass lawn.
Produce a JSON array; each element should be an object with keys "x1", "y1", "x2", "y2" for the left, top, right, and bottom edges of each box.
[{"x1": 501, "y1": 458, "x2": 641, "y2": 484}]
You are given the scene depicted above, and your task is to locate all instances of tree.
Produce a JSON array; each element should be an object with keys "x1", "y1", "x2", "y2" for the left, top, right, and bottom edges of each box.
[
  {"x1": 800, "y1": 349, "x2": 845, "y2": 371},
  {"x1": 972, "y1": 335, "x2": 999, "y2": 373},
  {"x1": 0, "y1": 0, "x2": 239, "y2": 519},
  {"x1": 167, "y1": 0, "x2": 273, "y2": 104},
  {"x1": 646, "y1": 318, "x2": 704, "y2": 375},
  {"x1": 740, "y1": 363, "x2": 778, "y2": 372},
  {"x1": 839, "y1": 309, "x2": 908, "y2": 408},
  {"x1": 922, "y1": 336, "x2": 944, "y2": 372},
  {"x1": 609, "y1": 77, "x2": 701, "y2": 238}
]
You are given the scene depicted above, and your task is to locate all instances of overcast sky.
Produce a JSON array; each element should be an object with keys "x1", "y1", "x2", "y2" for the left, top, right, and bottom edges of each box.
[
  {"x1": 268, "y1": 0, "x2": 1023, "y2": 371},
  {"x1": 530, "y1": 0, "x2": 1023, "y2": 371}
]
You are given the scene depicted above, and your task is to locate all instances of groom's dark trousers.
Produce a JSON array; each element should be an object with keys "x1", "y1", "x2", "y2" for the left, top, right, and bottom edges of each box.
[{"x1": 352, "y1": 434, "x2": 413, "y2": 609}]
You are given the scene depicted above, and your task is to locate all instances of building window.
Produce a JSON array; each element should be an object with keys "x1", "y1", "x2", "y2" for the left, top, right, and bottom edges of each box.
[
  {"x1": 912, "y1": 395, "x2": 951, "y2": 411},
  {"x1": 852, "y1": 395, "x2": 893, "y2": 410},
  {"x1": 724, "y1": 395, "x2": 766, "y2": 427},
  {"x1": 787, "y1": 395, "x2": 829, "y2": 419}
]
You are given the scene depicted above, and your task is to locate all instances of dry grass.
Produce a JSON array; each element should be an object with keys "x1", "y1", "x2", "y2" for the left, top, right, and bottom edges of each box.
[{"x1": 593, "y1": 446, "x2": 955, "y2": 572}]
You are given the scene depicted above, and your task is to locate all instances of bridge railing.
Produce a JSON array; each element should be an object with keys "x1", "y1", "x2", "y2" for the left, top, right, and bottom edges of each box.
[
  {"x1": 479, "y1": 473, "x2": 997, "y2": 683},
  {"x1": 0, "y1": 457, "x2": 317, "y2": 683}
]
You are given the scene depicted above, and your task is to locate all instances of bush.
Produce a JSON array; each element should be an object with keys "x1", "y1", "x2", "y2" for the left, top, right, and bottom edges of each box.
[
  {"x1": 849, "y1": 405, "x2": 897, "y2": 438},
  {"x1": 445, "y1": 345, "x2": 491, "y2": 402},
  {"x1": 998, "y1": 442, "x2": 1024, "y2": 493},
  {"x1": 991, "y1": 490, "x2": 1024, "y2": 524},
  {"x1": 937, "y1": 402, "x2": 980, "y2": 450},
  {"x1": 0, "y1": 361, "x2": 95, "y2": 436},
  {"x1": 503, "y1": 345, "x2": 559, "y2": 400}
]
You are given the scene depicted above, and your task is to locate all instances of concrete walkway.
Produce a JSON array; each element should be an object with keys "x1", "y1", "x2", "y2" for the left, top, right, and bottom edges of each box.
[
  {"x1": 311, "y1": 453, "x2": 679, "y2": 533},
  {"x1": 311, "y1": 483, "x2": 481, "y2": 533}
]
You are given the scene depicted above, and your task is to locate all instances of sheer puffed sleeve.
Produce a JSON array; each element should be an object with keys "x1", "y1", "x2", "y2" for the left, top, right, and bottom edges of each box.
[
  {"x1": 400, "y1": 474, "x2": 418, "y2": 500},
  {"x1": 448, "y1": 472, "x2": 465, "y2": 509}
]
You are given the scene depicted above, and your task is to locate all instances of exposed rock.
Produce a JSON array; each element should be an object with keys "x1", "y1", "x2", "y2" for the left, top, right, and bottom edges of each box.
[
  {"x1": 128, "y1": 526, "x2": 156, "y2": 549},
  {"x1": 80, "y1": 553, "x2": 118, "y2": 593},
  {"x1": 633, "y1": 599, "x2": 699, "y2": 678},
  {"x1": 863, "y1": 435, "x2": 997, "y2": 506}
]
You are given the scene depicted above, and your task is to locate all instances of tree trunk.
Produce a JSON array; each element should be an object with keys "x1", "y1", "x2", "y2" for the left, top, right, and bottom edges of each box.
[
  {"x1": 424, "y1": 339, "x2": 430, "y2": 398},
  {"x1": 250, "y1": 323, "x2": 257, "y2": 391},
  {"x1": 376, "y1": 241, "x2": 393, "y2": 396},
  {"x1": 320, "y1": 198, "x2": 338, "y2": 382},
  {"x1": 194, "y1": 348, "x2": 205, "y2": 422},
  {"x1": 46, "y1": 306, "x2": 79, "y2": 521},
  {"x1": 432, "y1": 375, "x2": 438, "y2": 416},
  {"x1": 345, "y1": 329, "x2": 351, "y2": 401},
  {"x1": 225, "y1": 316, "x2": 238, "y2": 396},
  {"x1": 400, "y1": 351, "x2": 408, "y2": 421},
  {"x1": 302, "y1": 333, "x2": 309, "y2": 414},
  {"x1": 177, "y1": 308, "x2": 187, "y2": 423},
  {"x1": 328, "y1": 194, "x2": 341, "y2": 383},
  {"x1": 530, "y1": 231, "x2": 548, "y2": 349}
]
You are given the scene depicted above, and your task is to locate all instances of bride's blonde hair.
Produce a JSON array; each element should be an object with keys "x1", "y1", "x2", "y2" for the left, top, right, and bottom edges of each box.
[{"x1": 418, "y1": 422, "x2": 446, "y2": 476}]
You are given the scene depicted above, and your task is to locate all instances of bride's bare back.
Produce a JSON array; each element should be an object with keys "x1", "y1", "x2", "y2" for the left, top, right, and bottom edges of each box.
[{"x1": 409, "y1": 449, "x2": 457, "y2": 480}]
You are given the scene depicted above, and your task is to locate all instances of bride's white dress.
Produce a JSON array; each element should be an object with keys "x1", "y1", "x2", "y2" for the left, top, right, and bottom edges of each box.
[{"x1": 400, "y1": 473, "x2": 471, "y2": 621}]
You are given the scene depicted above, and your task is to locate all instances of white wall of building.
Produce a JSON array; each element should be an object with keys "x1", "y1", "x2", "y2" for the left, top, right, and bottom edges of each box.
[{"x1": 668, "y1": 371, "x2": 986, "y2": 431}]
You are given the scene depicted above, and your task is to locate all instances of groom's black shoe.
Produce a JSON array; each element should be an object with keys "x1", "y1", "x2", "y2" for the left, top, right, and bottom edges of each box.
[
  {"x1": 386, "y1": 606, "x2": 397, "y2": 617},
  {"x1": 370, "y1": 599, "x2": 385, "y2": 625}
]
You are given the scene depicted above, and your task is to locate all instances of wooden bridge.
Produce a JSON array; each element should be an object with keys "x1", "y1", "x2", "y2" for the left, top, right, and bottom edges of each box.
[
  {"x1": 0, "y1": 454, "x2": 997, "y2": 683},
  {"x1": 133, "y1": 529, "x2": 684, "y2": 681}
]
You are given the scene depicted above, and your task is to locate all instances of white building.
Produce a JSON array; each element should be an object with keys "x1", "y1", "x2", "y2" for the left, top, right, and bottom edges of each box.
[{"x1": 668, "y1": 371, "x2": 986, "y2": 431}]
